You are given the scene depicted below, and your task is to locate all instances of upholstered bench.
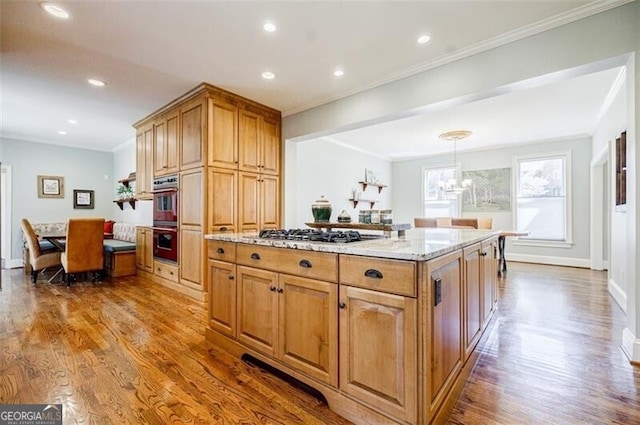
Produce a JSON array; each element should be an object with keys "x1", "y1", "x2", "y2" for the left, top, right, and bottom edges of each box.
[{"x1": 102, "y1": 223, "x2": 137, "y2": 277}]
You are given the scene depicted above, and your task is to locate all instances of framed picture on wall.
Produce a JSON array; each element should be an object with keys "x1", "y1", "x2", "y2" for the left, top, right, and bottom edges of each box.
[
  {"x1": 73, "y1": 189, "x2": 94, "y2": 209},
  {"x1": 37, "y1": 175, "x2": 64, "y2": 198}
]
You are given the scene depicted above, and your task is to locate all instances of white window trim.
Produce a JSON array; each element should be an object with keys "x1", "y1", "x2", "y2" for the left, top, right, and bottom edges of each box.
[
  {"x1": 512, "y1": 150, "x2": 574, "y2": 247},
  {"x1": 421, "y1": 164, "x2": 463, "y2": 217}
]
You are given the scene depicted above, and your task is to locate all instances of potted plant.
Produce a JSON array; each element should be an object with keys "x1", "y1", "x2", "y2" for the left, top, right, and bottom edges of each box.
[{"x1": 116, "y1": 183, "x2": 134, "y2": 200}]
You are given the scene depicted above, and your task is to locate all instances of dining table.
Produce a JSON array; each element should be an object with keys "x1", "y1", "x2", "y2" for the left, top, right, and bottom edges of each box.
[
  {"x1": 37, "y1": 230, "x2": 66, "y2": 283},
  {"x1": 498, "y1": 230, "x2": 530, "y2": 277}
]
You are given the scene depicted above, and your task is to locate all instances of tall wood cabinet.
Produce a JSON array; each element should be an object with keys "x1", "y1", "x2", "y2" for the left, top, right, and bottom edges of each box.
[
  {"x1": 133, "y1": 83, "x2": 282, "y2": 300},
  {"x1": 136, "y1": 226, "x2": 154, "y2": 273}
]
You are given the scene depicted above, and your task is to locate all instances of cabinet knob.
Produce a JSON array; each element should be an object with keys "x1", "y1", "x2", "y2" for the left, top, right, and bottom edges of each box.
[
  {"x1": 339, "y1": 302, "x2": 346, "y2": 309},
  {"x1": 217, "y1": 247, "x2": 225, "y2": 254},
  {"x1": 251, "y1": 253, "x2": 261, "y2": 260},
  {"x1": 228, "y1": 275, "x2": 234, "y2": 280},
  {"x1": 277, "y1": 288, "x2": 283, "y2": 293},
  {"x1": 480, "y1": 252, "x2": 487, "y2": 257},
  {"x1": 364, "y1": 269, "x2": 383, "y2": 279},
  {"x1": 269, "y1": 286, "x2": 276, "y2": 292},
  {"x1": 299, "y1": 259, "x2": 312, "y2": 268},
  {"x1": 219, "y1": 227, "x2": 228, "y2": 232}
]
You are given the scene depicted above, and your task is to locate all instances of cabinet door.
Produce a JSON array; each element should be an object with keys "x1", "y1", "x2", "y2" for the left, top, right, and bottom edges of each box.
[
  {"x1": 208, "y1": 259, "x2": 237, "y2": 337},
  {"x1": 424, "y1": 250, "x2": 463, "y2": 422},
  {"x1": 260, "y1": 174, "x2": 280, "y2": 230},
  {"x1": 279, "y1": 274, "x2": 337, "y2": 386},
  {"x1": 180, "y1": 169, "x2": 203, "y2": 227},
  {"x1": 154, "y1": 119, "x2": 166, "y2": 176},
  {"x1": 238, "y1": 172, "x2": 259, "y2": 232},
  {"x1": 463, "y1": 243, "x2": 482, "y2": 359},
  {"x1": 339, "y1": 285, "x2": 417, "y2": 423},
  {"x1": 208, "y1": 168, "x2": 237, "y2": 233},
  {"x1": 261, "y1": 116, "x2": 280, "y2": 176},
  {"x1": 165, "y1": 110, "x2": 180, "y2": 174},
  {"x1": 181, "y1": 98, "x2": 206, "y2": 170},
  {"x1": 136, "y1": 124, "x2": 153, "y2": 200},
  {"x1": 482, "y1": 237, "x2": 498, "y2": 328},
  {"x1": 208, "y1": 99, "x2": 238, "y2": 169},
  {"x1": 237, "y1": 266, "x2": 279, "y2": 357},
  {"x1": 238, "y1": 109, "x2": 260, "y2": 173},
  {"x1": 180, "y1": 227, "x2": 203, "y2": 290},
  {"x1": 136, "y1": 227, "x2": 153, "y2": 272}
]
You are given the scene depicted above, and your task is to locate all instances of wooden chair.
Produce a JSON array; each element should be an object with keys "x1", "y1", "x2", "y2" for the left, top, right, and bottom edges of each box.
[
  {"x1": 20, "y1": 218, "x2": 62, "y2": 284},
  {"x1": 451, "y1": 218, "x2": 478, "y2": 229},
  {"x1": 414, "y1": 217, "x2": 437, "y2": 228},
  {"x1": 61, "y1": 218, "x2": 105, "y2": 286},
  {"x1": 477, "y1": 217, "x2": 493, "y2": 229}
]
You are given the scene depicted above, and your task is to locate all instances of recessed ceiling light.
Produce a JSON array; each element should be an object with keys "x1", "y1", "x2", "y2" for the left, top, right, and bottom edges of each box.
[
  {"x1": 58, "y1": 130, "x2": 67, "y2": 135},
  {"x1": 417, "y1": 35, "x2": 431, "y2": 45},
  {"x1": 40, "y1": 2, "x2": 71, "y2": 19},
  {"x1": 334, "y1": 69, "x2": 344, "y2": 77},
  {"x1": 68, "y1": 119, "x2": 77, "y2": 124},
  {"x1": 87, "y1": 78, "x2": 106, "y2": 87},
  {"x1": 262, "y1": 71, "x2": 275, "y2": 80},
  {"x1": 263, "y1": 22, "x2": 276, "y2": 32}
]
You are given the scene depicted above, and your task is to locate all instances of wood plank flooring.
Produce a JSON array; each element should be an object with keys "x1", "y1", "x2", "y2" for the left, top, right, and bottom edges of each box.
[{"x1": 1, "y1": 263, "x2": 639, "y2": 424}]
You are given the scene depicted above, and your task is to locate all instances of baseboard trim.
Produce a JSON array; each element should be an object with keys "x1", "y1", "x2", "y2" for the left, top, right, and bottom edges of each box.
[
  {"x1": 622, "y1": 328, "x2": 640, "y2": 364},
  {"x1": 6, "y1": 259, "x2": 24, "y2": 269},
  {"x1": 608, "y1": 278, "x2": 627, "y2": 313},
  {"x1": 505, "y1": 253, "x2": 590, "y2": 268}
]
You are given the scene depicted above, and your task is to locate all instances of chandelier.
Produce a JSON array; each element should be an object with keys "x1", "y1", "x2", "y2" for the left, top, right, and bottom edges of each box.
[{"x1": 438, "y1": 130, "x2": 473, "y2": 194}]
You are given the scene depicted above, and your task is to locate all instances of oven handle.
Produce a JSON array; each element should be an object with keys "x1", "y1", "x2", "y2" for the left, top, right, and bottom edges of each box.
[
  {"x1": 151, "y1": 188, "x2": 178, "y2": 194},
  {"x1": 152, "y1": 227, "x2": 179, "y2": 233}
]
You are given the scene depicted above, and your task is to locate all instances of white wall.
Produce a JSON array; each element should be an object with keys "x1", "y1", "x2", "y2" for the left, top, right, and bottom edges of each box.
[
  {"x1": 285, "y1": 138, "x2": 392, "y2": 228},
  {"x1": 2, "y1": 138, "x2": 115, "y2": 264},
  {"x1": 393, "y1": 137, "x2": 592, "y2": 266},
  {"x1": 112, "y1": 139, "x2": 153, "y2": 226}
]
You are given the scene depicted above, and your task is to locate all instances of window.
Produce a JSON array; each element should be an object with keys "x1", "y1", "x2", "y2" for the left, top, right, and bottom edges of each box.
[
  {"x1": 514, "y1": 152, "x2": 571, "y2": 244},
  {"x1": 422, "y1": 166, "x2": 459, "y2": 217}
]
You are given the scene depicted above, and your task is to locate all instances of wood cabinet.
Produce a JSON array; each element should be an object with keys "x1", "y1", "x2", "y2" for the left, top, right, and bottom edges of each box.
[
  {"x1": 207, "y1": 259, "x2": 237, "y2": 337},
  {"x1": 181, "y1": 97, "x2": 206, "y2": 170},
  {"x1": 180, "y1": 169, "x2": 204, "y2": 290},
  {"x1": 462, "y1": 242, "x2": 483, "y2": 360},
  {"x1": 208, "y1": 99, "x2": 238, "y2": 169},
  {"x1": 154, "y1": 108, "x2": 179, "y2": 176},
  {"x1": 238, "y1": 109, "x2": 281, "y2": 176},
  {"x1": 136, "y1": 226, "x2": 153, "y2": 273},
  {"x1": 238, "y1": 171, "x2": 280, "y2": 232},
  {"x1": 135, "y1": 123, "x2": 153, "y2": 200},
  {"x1": 208, "y1": 168, "x2": 237, "y2": 233},
  {"x1": 423, "y1": 249, "x2": 463, "y2": 424},
  {"x1": 339, "y1": 285, "x2": 417, "y2": 423}
]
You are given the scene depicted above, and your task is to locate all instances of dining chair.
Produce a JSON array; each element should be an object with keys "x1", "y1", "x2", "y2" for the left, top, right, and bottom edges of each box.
[
  {"x1": 61, "y1": 218, "x2": 105, "y2": 286},
  {"x1": 20, "y1": 218, "x2": 62, "y2": 284},
  {"x1": 414, "y1": 217, "x2": 437, "y2": 228}
]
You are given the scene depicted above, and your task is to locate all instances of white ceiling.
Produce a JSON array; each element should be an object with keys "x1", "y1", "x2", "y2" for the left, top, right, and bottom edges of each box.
[{"x1": 0, "y1": 0, "x2": 627, "y2": 154}]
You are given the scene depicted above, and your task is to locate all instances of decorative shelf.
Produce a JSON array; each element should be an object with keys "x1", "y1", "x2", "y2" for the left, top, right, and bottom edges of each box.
[
  {"x1": 118, "y1": 176, "x2": 136, "y2": 187},
  {"x1": 305, "y1": 222, "x2": 411, "y2": 237},
  {"x1": 348, "y1": 198, "x2": 377, "y2": 209},
  {"x1": 358, "y1": 181, "x2": 387, "y2": 193},
  {"x1": 113, "y1": 199, "x2": 137, "y2": 210}
]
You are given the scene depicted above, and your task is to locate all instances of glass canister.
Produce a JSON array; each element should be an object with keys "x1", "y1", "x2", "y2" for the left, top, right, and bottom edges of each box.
[
  {"x1": 370, "y1": 209, "x2": 380, "y2": 224},
  {"x1": 311, "y1": 196, "x2": 332, "y2": 223},
  {"x1": 380, "y1": 209, "x2": 393, "y2": 224}
]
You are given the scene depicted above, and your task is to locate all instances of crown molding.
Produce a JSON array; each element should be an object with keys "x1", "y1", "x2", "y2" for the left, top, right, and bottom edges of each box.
[
  {"x1": 283, "y1": 0, "x2": 635, "y2": 117},
  {"x1": 318, "y1": 136, "x2": 392, "y2": 162}
]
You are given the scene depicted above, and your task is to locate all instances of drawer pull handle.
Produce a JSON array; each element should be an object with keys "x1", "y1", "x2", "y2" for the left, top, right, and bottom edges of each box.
[
  {"x1": 339, "y1": 302, "x2": 346, "y2": 309},
  {"x1": 480, "y1": 252, "x2": 487, "y2": 257},
  {"x1": 229, "y1": 275, "x2": 234, "y2": 280},
  {"x1": 277, "y1": 288, "x2": 284, "y2": 293},
  {"x1": 251, "y1": 253, "x2": 261, "y2": 260},
  {"x1": 216, "y1": 247, "x2": 225, "y2": 254},
  {"x1": 220, "y1": 227, "x2": 228, "y2": 231},
  {"x1": 269, "y1": 286, "x2": 277, "y2": 292},
  {"x1": 299, "y1": 259, "x2": 312, "y2": 268},
  {"x1": 364, "y1": 269, "x2": 383, "y2": 279}
]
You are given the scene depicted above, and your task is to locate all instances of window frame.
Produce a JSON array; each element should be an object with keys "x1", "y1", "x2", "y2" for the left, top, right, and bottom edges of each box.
[
  {"x1": 512, "y1": 150, "x2": 573, "y2": 248},
  {"x1": 421, "y1": 164, "x2": 463, "y2": 218}
]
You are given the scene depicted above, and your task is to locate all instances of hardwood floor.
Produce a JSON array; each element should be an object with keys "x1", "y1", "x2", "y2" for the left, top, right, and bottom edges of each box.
[{"x1": 1, "y1": 263, "x2": 638, "y2": 424}]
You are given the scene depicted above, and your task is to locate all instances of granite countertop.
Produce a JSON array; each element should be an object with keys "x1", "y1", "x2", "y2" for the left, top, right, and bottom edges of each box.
[{"x1": 205, "y1": 228, "x2": 500, "y2": 261}]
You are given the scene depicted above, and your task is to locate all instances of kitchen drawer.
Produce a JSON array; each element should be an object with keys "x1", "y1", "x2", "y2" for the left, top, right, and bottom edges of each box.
[
  {"x1": 154, "y1": 260, "x2": 179, "y2": 282},
  {"x1": 207, "y1": 240, "x2": 236, "y2": 262},
  {"x1": 339, "y1": 255, "x2": 416, "y2": 297},
  {"x1": 236, "y1": 244, "x2": 338, "y2": 282}
]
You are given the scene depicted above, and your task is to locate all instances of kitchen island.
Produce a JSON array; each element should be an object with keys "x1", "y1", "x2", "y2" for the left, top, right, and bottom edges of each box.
[{"x1": 204, "y1": 228, "x2": 499, "y2": 425}]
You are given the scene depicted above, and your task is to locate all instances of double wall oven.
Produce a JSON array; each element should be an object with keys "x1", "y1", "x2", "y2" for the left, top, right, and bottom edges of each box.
[{"x1": 152, "y1": 175, "x2": 178, "y2": 263}]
